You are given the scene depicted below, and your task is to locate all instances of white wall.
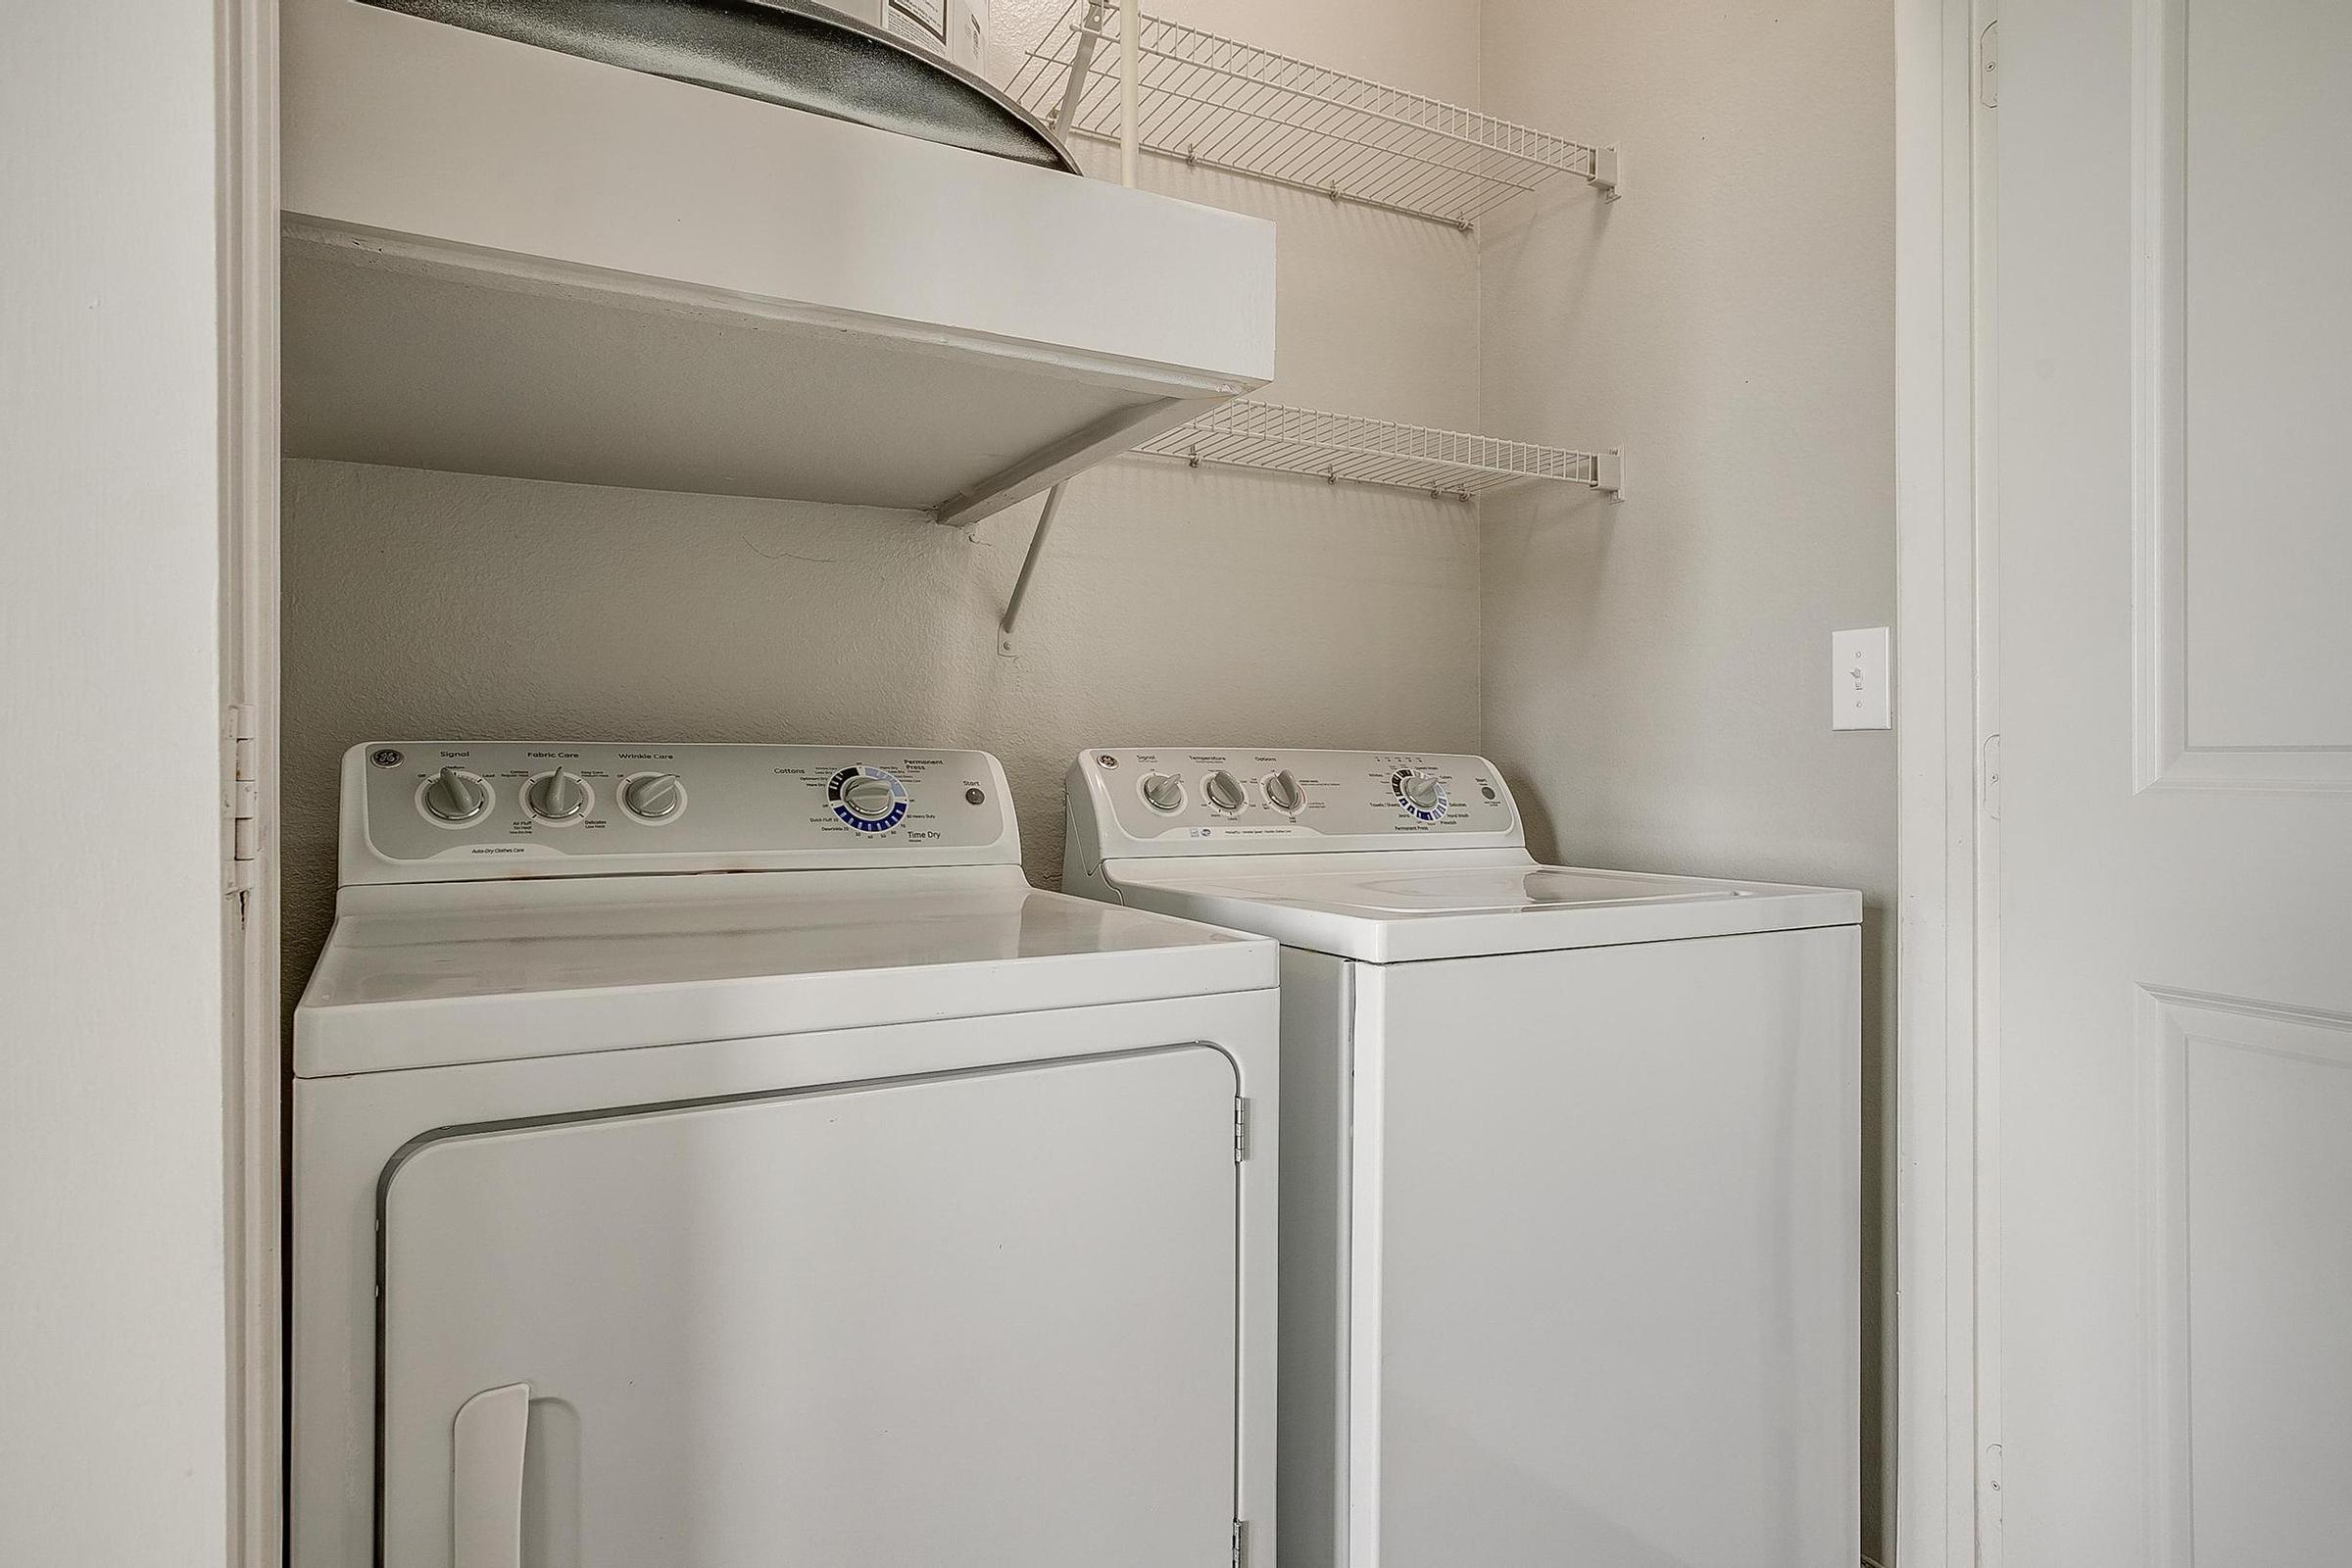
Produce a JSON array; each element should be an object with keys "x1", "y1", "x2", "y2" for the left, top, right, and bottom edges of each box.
[
  {"x1": 282, "y1": 0, "x2": 1490, "y2": 1000},
  {"x1": 1475, "y1": 0, "x2": 1897, "y2": 1556},
  {"x1": 0, "y1": 4, "x2": 231, "y2": 1562},
  {"x1": 993, "y1": 0, "x2": 1484, "y2": 432}
]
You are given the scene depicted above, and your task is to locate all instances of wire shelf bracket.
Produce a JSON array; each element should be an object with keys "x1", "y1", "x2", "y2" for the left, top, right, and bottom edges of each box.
[
  {"x1": 996, "y1": 407, "x2": 1619, "y2": 655},
  {"x1": 1136, "y1": 400, "x2": 1625, "y2": 503},
  {"x1": 1009, "y1": 1, "x2": 1620, "y2": 230}
]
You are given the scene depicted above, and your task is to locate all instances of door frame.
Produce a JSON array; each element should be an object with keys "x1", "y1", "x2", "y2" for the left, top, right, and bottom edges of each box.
[
  {"x1": 220, "y1": 0, "x2": 282, "y2": 1564},
  {"x1": 1894, "y1": 0, "x2": 1989, "y2": 1562}
]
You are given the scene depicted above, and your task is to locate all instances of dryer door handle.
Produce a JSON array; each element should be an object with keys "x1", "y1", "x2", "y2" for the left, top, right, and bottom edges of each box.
[{"x1": 453, "y1": 1382, "x2": 531, "y2": 1568}]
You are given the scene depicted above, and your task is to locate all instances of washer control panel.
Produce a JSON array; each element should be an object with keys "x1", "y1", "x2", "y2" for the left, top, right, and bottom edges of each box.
[
  {"x1": 1077, "y1": 748, "x2": 1517, "y2": 850},
  {"x1": 345, "y1": 742, "x2": 1015, "y2": 884}
]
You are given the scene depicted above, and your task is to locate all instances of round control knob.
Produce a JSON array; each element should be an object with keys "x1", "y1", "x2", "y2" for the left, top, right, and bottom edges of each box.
[
  {"x1": 1141, "y1": 772, "x2": 1186, "y2": 813},
  {"x1": 1262, "y1": 770, "x2": 1302, "y2": 814},
  {"x1": 1203, "y1": 770, "x2": 1246, "y2": 813},
  {"x1": 827, "y1": 766, "x2": 907, "y2": 832},
  {"x1": 421, "y1": 766, "x2": 491, "y2": 824},
  {"x1": 620, "y1": 772, "x2": 684, "y2": 821},
  {"x1": 526, "y1": 768, "x2": 589, "y2": 822},
  {"x1": 1394, "y1": 768, "x2": 1449, "y2": 819},
  {"x1": 839, "y1": 774, "x2": 901, "y2": 822}
]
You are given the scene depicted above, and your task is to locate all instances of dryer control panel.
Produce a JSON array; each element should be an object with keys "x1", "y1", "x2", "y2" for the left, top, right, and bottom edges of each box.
[
  {"x1": 342, "y1": 741, "x2": 1017, "y2": 885},
  {"x1": 1068, "y1": 748, "x2": 1524, "y2": 859}
]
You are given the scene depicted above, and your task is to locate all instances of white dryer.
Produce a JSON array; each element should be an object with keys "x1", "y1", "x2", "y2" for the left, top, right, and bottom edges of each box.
[
  {"x1": 1064, "y1": 747, "x2": 1861, "y2": 1568},
  {"x1": 293, "y1": 741, "x2": 1278, "y2": 1568}
]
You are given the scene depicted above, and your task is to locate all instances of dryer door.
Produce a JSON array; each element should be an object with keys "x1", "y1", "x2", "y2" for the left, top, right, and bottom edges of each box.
[{"x1": 378, "y1": 1045, "x2": 1241, "y2": 1568}]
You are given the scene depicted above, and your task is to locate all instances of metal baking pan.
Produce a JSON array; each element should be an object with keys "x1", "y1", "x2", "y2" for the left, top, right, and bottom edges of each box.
[{"x1": 358, "y1": 0, "x2": 1080, "y2": 172}]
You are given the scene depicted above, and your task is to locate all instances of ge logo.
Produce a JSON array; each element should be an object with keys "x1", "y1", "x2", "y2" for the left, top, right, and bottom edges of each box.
[{"x1": 370, "y1": 748, "x2": 405, "y2": 768}]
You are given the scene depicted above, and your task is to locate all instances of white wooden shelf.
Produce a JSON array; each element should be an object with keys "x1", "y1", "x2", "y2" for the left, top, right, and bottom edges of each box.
[
  {"x1": 1007, "y1": 1, "x2": 1618, "y2": 230},
  {"x1": 279, "y1": 0, "x2": 1273, "y2": 526},
  {"x1": 1134, "y1": 401, "x2": 1622, "y2": 501}
]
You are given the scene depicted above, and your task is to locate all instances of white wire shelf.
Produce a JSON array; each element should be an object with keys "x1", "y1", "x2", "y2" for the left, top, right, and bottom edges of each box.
[
  {"x1": 1133, "y1": 401, "x2": 1623, "y2": 501},
  {"x1": 1007, "y1": 1, "x2": 1617, "y2": 230},
  {"x1": 1000, "y1": 400, "x2": 1620, "y2": 650}
]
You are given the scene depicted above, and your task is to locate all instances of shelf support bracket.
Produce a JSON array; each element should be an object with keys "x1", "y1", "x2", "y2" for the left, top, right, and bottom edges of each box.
[
  {"x1": 1596, "y1": 448, "x2": 1627, "y2": 500},
  {"x1": 998, "y1": 481, "x2": 1069, "y2": 657},
  {"x1": 1592, "y1": 144, "x2": 1625, "y2": 201},
  {"x1": 1053, "y1": 1, "x2": 1109, "y2": 132},
  {"x1": 1117, "y1": 0, "x2": 1141, "y2": 187}
]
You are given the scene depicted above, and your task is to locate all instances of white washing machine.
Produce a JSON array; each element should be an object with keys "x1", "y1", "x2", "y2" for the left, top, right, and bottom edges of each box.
[
  {"x1": 293, "y1": 740, "x2": 1278, "y2": 1568},
  {"x1": 1063, "y1": 747, "x2": 1861, "y2": 1568}
]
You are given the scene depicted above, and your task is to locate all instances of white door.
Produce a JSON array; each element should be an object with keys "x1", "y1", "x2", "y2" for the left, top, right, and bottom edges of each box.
[
  {"x1": 380, "y1": 1047, "x2": 1242, "y2": 1567},
  {"x1": 1991, "y1": 0, "x2": 2352, "y2": 1561}
]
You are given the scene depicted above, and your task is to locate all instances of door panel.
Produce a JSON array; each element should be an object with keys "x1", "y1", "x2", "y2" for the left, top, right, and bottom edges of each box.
[
  {"x1": 2178, "y1": 0, "x2": 2352, "y2": 750},
  {"x1": 2140, "y1": 0, "x2": 2352, "y2": 785},
  {"x1": 380, "y1": 1047, "x2": 1240, "y2": 1568},
  {"x1": 2148, "y1": 993, "x2": 2352, "y2": 1561},
  {"x1": 1994, "y1": 0, "x2": 2352, "y2": 1560}
]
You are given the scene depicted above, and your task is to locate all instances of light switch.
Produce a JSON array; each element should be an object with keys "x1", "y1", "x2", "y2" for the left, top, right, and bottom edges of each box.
[{"x1": 1832, "y1": 627, "x2": 1891, "y2": 731}]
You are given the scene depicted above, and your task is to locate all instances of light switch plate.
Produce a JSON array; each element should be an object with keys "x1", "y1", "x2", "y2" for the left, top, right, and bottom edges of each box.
[{"x1": 1832, "y1": 627, "x2": 1891, "y2": 730}]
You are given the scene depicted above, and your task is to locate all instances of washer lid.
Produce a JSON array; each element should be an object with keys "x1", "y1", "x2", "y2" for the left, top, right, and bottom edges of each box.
[
  {"x1": 294, "y1": 866, "x2": 1273, "y2": 1077},
  {"x1": 1102, "y1": 851, "x2": 1862, "y2": 963}
]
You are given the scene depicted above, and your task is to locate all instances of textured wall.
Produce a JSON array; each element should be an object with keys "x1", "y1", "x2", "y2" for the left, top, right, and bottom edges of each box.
[
  {"x1": 282, "y1": 459, "x2": 1481, "y2": 958},
  {"x1": 1475, "y1": 0, "x2": 1897, "y2": 1555},
  {"x1": 282, "y1": 0, "x2": 1490, "y2": 1007}
]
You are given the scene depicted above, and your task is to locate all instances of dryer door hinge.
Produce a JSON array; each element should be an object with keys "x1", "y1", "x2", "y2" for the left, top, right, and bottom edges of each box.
[
  {"x1": 226, "y1": 703, "x2": 262, "y2": 894},
  {"x1": 1231, "y1": 1519, "x2": 1250, "y2": 1568},
  {"x1": 1234, "y1": 1098, "x2": 1251, "y2": 1162}
]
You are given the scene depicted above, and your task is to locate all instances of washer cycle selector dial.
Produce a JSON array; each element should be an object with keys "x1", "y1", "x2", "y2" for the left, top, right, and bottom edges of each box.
[
  {"x1": 1393, "y1": 767, "x2": 1449, "y2": 822},
  {"x1": 1140, "y1": 772, "x2": 1186, "y2": 813},
  {"x1": 1202, "y1": 770, "x2": 1246, "y2": 814},
  {"x1": 420, "y1": 767, "x2": 492, "y2": 825},
  {"x1": 1262, "y1": 770, "x2": 1302, "y2": 814},
  {"x1": 525, "y1": 768, "x2": 590, "y2": 822},
  {"x1": 828, "y1": 766, "x2": 908, "y2": 832},
  {"x1": 619, "y1": 772, "x2": 684, "y2": 821}
]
